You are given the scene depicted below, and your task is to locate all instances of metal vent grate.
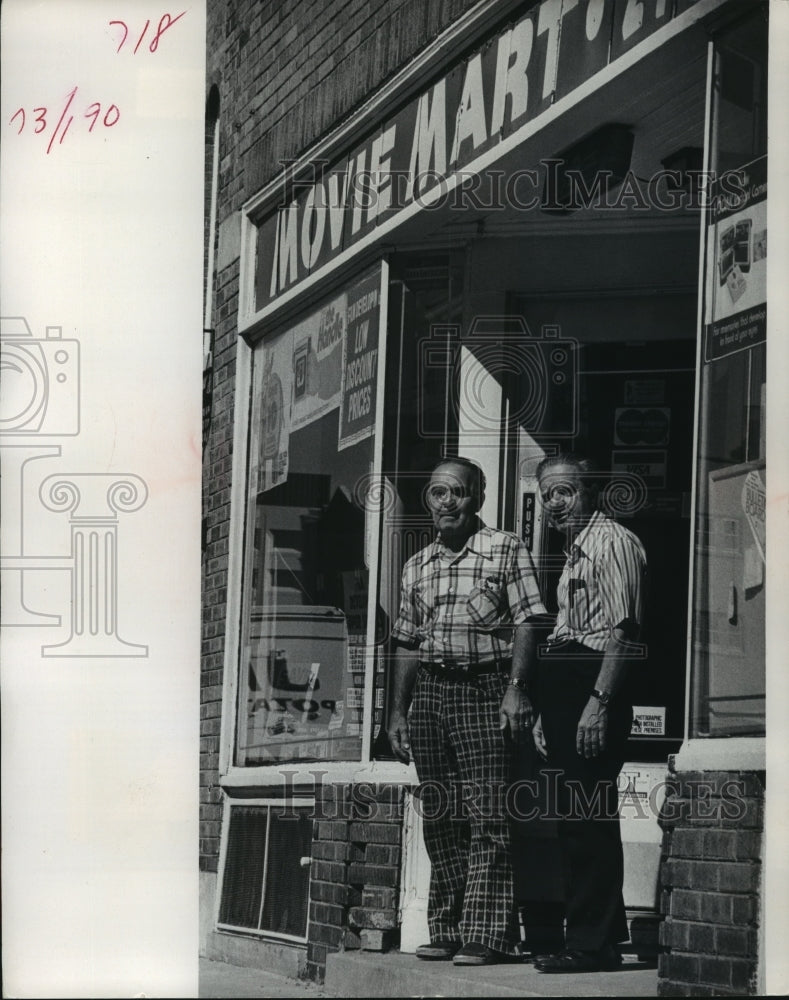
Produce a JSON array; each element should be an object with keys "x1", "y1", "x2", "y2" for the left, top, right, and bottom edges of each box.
[{"x1": 218, "y1": 802, "x2": 313, "y2": 941}]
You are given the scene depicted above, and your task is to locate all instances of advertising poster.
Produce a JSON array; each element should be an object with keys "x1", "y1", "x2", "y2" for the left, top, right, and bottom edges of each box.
[
  {"x1": 254, "y1": 328, "x2": 292, "y2": 493},
  {"x1": 290, "y1": 293, "x2": 345, "y2": 431},
  {"x1": 704, "y1": 155, "x2": 767, "y2": 362},
  {"x1": 338, "y1": 269, "x2": 382, "y2": 451}
]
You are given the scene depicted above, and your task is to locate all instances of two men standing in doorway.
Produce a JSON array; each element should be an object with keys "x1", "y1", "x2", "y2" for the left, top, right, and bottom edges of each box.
[{"x1": 388, "y1": 453, "x2": 647, "y2": 973}]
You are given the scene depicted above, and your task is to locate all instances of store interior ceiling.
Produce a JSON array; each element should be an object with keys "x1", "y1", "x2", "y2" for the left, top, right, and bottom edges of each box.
[{"x1": 430, "y1": 39, "x2": 710, "y2": 241}]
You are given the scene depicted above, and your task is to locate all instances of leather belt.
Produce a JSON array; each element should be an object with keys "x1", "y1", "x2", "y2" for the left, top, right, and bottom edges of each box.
[{"x1": 419, "y1": 657, "x2": 511, "y2": 681}]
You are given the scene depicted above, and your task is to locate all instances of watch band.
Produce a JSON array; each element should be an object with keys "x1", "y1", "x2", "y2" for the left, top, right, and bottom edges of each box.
[
  {"x1": 591, "y1": 688, "x2": 611, "y2": 706},
  {"x1": 509, "y1": 676, "x2": 528, "y2": 690}
]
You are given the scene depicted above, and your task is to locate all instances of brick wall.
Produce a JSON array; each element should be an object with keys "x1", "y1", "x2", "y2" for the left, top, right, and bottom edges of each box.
[
  {"x1": 308, "y1": 782, "x2": 405, "y2": 982},
  {"x1": 201, "y1": 0, "x2": 492, "y2": 874},
  {"x1": 657, "y1": 769, "x2": 764, "y2": 996}
]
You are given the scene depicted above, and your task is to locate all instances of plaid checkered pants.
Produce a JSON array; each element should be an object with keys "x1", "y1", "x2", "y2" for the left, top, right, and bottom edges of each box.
[{"x1": 409, "y1": 669, "x2": 519, "y2": 954}]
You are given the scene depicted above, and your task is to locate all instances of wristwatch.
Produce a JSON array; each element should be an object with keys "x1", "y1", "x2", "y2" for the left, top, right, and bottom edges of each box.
[
  {"x1": 509, "y1": 676, "x2": 528, "y2": 690},
  {"x1": 591, "y1": 688, "x2": 611, "y2": 706}
]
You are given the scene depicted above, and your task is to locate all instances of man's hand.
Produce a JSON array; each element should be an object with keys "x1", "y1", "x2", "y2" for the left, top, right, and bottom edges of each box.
[
  {"x1": 499, "y1": 686, "x2": 534, "y2": 743},
  {"x1": 388, "y1": 710, "x2": 412, "y2": 763},
  {"x1": 576, "y1": 698, "x2": 608, "y2": 758},
  {"x1": 532, "y1": 714, "x2": 547, "y2": 760}
]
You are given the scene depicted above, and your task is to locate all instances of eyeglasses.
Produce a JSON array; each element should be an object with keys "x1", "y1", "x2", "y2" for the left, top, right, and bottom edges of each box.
[
  {"x1": 427, "y1": 483, "x2": 472, "y2": 504},
  {"x1": 540, "y1": 483, "x2": 579, "y2": 504}
]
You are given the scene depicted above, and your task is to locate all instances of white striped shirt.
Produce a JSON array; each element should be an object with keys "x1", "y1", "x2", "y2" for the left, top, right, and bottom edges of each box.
[{"x1": 548, "y1": 510, "x2": 647, "y2": 653}]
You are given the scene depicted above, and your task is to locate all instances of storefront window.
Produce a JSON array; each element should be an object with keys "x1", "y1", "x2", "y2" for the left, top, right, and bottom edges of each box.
[
  {"x1": 236, "y1": 269, "x2": 384, "y2": 765},
  {"x1": 371, "y1": 250, "x2": 465, "y2": 755},
  {"x1": 689, "y1": 10, "x2": 767, "y2": 738}
]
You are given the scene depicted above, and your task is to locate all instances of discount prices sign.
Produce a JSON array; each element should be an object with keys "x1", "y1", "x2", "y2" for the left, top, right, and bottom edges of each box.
[{"x1": 338, "y1": 269, "x2": 382, "y2": 451}]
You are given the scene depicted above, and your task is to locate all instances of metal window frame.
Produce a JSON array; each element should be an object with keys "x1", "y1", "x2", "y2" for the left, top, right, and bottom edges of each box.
[{"x1": 219, "y1": 260, "x2": 397, "y2": 789}]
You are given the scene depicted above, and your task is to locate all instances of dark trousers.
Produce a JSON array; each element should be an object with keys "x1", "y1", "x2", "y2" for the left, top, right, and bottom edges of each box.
[{"x1": 536, "y1": 641, "x2": 632, "y2": 952}]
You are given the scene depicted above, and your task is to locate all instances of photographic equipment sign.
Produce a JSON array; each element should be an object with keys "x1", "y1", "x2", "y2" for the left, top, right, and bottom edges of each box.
[{"x1": 338, "y1": 268, "x2": 382, "y2": 451}]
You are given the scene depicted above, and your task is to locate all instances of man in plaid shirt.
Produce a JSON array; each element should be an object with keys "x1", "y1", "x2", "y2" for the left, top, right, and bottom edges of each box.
[{"x1": 388, "y1": 456, "x2": 546, "y2": 966}]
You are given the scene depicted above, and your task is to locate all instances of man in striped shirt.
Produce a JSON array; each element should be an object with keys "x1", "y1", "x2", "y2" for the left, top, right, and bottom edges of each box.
[
  {"x1": 532, "y1": 453, "x2": 647, "y2": 975},
  {"x1": 388, "y1": 456, "x2": 546, "y2": 966}
]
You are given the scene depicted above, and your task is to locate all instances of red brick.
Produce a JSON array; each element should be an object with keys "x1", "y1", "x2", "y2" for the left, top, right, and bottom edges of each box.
[
  {"x1": 307, "y1": 941, "x2": 327, "y2": 966},
  {"x1": 349, "y1": 822, "x2": 401, "y2": 844},
  {"x1": 365, "y1": 844, "x2": 400, "y2": 866},
  {"x1": 348, "y1": 906, "x2": 398, "y2": 930},
  {"x1": 730, "y1": 958, "x2": 757, "y2": 992},
  {"x1": 316, "y1": 820, "x2": 350, "y2": 841},
  {"x1": 669, "y1": 889, "x2": 702, "y2": 921},
  {"x1": 659, "y1": 953, "x2": 699, "y2": 983},
  {"x1": 717, "y1": 862, "x2": 760, "y2": 893},
  {"x1": 309, "y1": 922, "x2": 344, "y2": 947},
  {"x1": 699, "y1": 956, "x2": 734, "y2": 988},
  {"x1": 686, "y1": 922, "x2": 716, "y2": 953},
  {"x1": 661, "y1": 919, "x2": 689, "y2": 949},
  {"x1": 671, "y1": 828, "x2": 704, "y2": 859},
  {"x1": 310, "y1": 880, "x2": 350, "y2": 905},
  {"x1": 731, "y1": 895, "x2": 757, "y2": 925},
  {"x1": 362, "y1": 886, "x2": 397, "y2": 910},
  {"x1": 312, "y1": 841, "x2": 352, "y2": 862},
  {"x1": 310, "y1": 901, "x2": 345, "y2": 927},
  {"x1": 348, "y1": 862, "x2": 398, "y2": 887},
  {"x1": 714, "y1": 925, "x2": 758, "y2": 958},
  {"x1": 311, "y1": 859, "x2": 347, "y2": 883}
]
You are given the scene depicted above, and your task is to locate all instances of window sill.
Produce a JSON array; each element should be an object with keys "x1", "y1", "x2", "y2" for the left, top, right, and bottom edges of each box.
[
  {"x1": 671, "y1": 736, "x2": 765, "y2": 773},
  {"x1": 220, "y1": 759, "x2": 418, "y2": 792}
]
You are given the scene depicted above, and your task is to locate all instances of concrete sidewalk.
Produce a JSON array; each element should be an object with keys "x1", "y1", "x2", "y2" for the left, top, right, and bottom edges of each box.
[
  {"x1": 326, "y1": 950, "x2": 658, "y2": 997},
  {"x1": 199, "y1": 958, "x2": 336, "y2": 998},
  {"x1": 200, "y1": 952, "x2": 658, "y2": 998}
]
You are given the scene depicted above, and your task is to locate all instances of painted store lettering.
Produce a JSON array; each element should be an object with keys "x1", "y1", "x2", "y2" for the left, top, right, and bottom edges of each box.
[{"x1": 263, "y1": 0, "x2": 700, "y2": 302}]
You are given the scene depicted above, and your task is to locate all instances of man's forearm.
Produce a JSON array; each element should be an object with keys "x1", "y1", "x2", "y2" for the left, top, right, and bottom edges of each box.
[
  {"x1": 510, "y1": 624, "x2": 539, "y2": 688},
  {"x1": 391, "y1": 645, "x2": 420, "y2": 715},
  {"x1": 593, "y1": 627, "x2": 633, "y2": 698}
]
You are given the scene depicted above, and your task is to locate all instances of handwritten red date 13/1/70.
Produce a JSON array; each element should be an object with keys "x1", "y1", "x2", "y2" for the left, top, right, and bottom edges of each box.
[
  {"x1": 9, "y1": 87, "x2": 119, "y2": 154},
  {"x1": 109, "y1": 11, "x2": 186, "y2": 54}
]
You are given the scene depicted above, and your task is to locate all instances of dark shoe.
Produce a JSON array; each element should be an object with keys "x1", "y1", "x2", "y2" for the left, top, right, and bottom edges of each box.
[
  {"x1": 534, "y1": 946, "x2": 622, "y2": 973},
  {"x1": 452, "y1": 942, "x2": 517, "y2": 966},
  {"x1": 415, "y1": 939, "x2": 461, "y2": 960}
]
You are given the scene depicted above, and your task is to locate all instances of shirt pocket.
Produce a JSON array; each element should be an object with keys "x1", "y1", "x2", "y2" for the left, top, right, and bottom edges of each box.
[
  {"x1": 466, "y1": 576, "x2": 504, "y2": 628},
  {"x1": 412, "y1": 581, "x2": 434, "y2": 622}
]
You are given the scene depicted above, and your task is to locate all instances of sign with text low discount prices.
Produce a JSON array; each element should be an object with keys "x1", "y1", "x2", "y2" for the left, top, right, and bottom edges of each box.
[{"x1": 338, "y1": 268, "x2": 382, "y2": 451}]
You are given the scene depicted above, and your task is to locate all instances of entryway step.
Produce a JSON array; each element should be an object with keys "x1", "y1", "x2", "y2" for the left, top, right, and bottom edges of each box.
[{"x1": 325, "y1": 949, "x2": 658, "y2": 998}]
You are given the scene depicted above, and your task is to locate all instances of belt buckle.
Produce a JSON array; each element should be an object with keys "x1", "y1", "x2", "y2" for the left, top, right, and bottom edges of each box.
[{"x1": 441, "y1": 659, "x2": 468, "y2": 679}]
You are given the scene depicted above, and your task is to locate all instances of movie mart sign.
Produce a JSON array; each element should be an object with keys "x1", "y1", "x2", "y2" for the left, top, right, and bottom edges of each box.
[{"x1": 255, "y1": 0, "x2": 708, "y2": 310}]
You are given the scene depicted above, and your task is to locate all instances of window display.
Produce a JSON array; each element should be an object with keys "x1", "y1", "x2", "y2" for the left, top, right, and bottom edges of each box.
[
  {"x1": 236, "y1": 269, "x2": 383, "y2": 765},
  {"x1": 689, "y1": 12, "x2": 767, "y2": 738}
]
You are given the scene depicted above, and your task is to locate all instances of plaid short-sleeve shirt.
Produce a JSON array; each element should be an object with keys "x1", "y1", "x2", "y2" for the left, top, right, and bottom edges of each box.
[{"x1": 391, "y1": 521, "x2": 547, "y2": 666}]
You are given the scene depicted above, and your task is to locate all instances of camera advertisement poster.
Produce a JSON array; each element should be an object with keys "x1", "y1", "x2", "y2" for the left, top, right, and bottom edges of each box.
[
  {"x1": 338, "y1": 268, "x2": 382, "y2": 451},
  {"x1": 704, "y1": 155, "x2": 767, "y2": 362},
  {"x1": 290, "y1": 293, "x2": 344, "y2": 432}
]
